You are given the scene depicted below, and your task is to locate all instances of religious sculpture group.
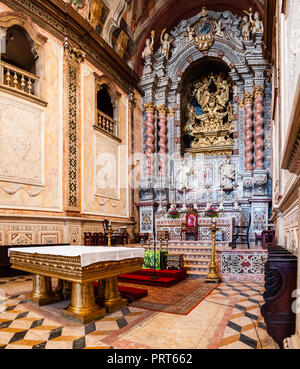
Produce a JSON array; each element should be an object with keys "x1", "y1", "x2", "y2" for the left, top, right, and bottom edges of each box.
[{"x1": 183, "y1": 71, "x2": 234, "y2": 155}]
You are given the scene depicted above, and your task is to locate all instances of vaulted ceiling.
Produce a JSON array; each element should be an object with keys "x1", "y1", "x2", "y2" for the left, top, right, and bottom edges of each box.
[{"x1": 65, "y1": 0, "x2": 271, "y2": 75}]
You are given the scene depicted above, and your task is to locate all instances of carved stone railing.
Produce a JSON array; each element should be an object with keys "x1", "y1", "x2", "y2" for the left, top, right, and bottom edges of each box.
[
  {"x1": 96, "y1": 110, "x2": 118, "y2": 138},
  {"x1": 0, "y1": 61, "x2": 39, "y2": 97}
]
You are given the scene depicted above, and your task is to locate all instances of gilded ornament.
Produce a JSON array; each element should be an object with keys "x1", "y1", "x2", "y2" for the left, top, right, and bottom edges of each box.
[{"x1": 184, "y1": 71, "x2": 234, "y2": 155}]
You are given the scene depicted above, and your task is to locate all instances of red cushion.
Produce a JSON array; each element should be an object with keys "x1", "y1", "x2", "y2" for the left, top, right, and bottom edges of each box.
[{"x1": 186, "y1": 213, "x2": 197, "y2": 227}]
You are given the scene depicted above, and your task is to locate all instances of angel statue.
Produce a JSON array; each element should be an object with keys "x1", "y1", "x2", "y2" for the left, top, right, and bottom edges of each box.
[
  {"x1": 184, "y1": 25, "x2": 195, "y2": 43},
  {"x1": 241, "y1": 15, "x2": 251, "y2": 41},
  {"x1": 252, "y1": 11, "x2": 264, "y2": 34},
  {"x1": 215, "y1": 19, "x2": 225, "y2": 38},
  {"x1": 160, "y1": 28, "x2": 173, "y2": 60},
  {"x1": 142, "y1": 30, "x2": 155, "y2": 60}
]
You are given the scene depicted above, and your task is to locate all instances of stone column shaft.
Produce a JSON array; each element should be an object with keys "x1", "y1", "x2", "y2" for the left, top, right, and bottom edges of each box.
[
  {"x1": 157, "y1": 105, "x2": 168, "y2": 176},
  {"x1": 254, "y1": 85, "x2": 265, "y2": 169},
  {"x1": 244, "y1": 93, "x2": 254, "y2": 171},
  {"x1": 144, "y1": 102, "x2": 156, "y2": 176}
]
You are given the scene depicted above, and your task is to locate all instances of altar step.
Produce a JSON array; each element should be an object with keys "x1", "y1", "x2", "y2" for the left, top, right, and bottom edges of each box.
[{"x1": 127, "y1": 243, "x2": 213, "y2": 279}]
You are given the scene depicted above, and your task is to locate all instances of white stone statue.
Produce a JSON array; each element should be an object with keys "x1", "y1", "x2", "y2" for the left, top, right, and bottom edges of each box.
[
  {"x1": 252, "y1": 11, "x2": 264, "y2": 34},
  {"x1": 241, "y1": 15, "x2": 251, "y2": 41},
  {"x1": 160, "y1": 28, "x2": 173, "y2": 60},
  {"x1": 215, "y1": 19, "x2": 225, "y2": 38},
  {"x1": 220, "y1": 156, "x2": 236, "y2": 191},
  {"x1": 142, "y1": 30, "x2": 155, "y2": 60},
  {"x1": 177, "y1": 162, "x2": 193, "y2": 190}
]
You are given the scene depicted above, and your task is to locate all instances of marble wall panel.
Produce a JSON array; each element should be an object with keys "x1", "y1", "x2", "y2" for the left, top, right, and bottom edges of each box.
[
  {"x1": 81, "y1": 64, "x2": 129, "y2": 218},
  {"x1": 0, "y1": 39, "x2": 63, "y2": 212}
]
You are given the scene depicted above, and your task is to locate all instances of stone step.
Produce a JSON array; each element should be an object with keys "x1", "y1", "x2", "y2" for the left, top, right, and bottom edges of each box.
[{"x1": 186, "y1": 270, "x2": 208, "y2": 278}]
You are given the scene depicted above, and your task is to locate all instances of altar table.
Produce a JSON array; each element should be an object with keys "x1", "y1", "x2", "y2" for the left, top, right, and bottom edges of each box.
[{"x1": 9, "y1": 246, "x2": 144, "y2": 323}]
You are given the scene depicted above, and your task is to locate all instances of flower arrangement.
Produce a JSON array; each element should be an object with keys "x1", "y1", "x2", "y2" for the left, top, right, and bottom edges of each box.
[
  {"x1": 205, "y1": 207, "x2": 219, "y2": 218},
  {"x1": 167, "y1": 209, "x2": 181, "y2": 219}
]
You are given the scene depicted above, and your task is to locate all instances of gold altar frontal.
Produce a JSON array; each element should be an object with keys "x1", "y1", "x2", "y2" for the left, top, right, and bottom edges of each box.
[{"x1": 9, "y1": 250, "x2": 144, "y2": 323}]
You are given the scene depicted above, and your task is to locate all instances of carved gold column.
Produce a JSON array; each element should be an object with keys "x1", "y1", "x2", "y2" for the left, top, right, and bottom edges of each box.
[
  {"x1": 144, "y1": 102, "x2": 156, "y2": 176},
  {"x1": 62, "y1": 282, "x2": 106, "y2": 323},
  {"x1": 244, "y1": 92, "x2": 254, "y2": 171},
  {"x1": 28, "y1": 274, "x2": 61, "y2": 306},
  {"x1": 157, "y1": 105, "x2": 168, "y2": 175},
  {"x1": 253, "y1": 85, "x2": 265, "y2": 169}
]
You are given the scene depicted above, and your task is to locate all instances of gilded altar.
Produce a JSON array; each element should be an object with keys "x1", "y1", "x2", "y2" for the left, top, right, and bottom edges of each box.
[
  {"x1": 9, "y1": 246, "x2": 144, "y2": 323},
  {"x1": 183, "y1": 71, "x2": 234, "y2": 156}
]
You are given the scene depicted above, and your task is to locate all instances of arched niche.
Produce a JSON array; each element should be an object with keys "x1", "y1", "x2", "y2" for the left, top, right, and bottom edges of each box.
[
  {"x1": 95, "y1": 75, "x2": 121, "y2": 137},
  {"x1": 179, "y1": 57, "x2": 234, "y2": 156},
  {"x1": 0, "y1": 12, "x2": 47, "y2": 98}
]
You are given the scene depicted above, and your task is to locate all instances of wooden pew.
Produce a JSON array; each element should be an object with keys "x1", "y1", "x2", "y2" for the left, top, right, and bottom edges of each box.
[{"x1": 261, "y1": 245, "x2": 297, "y2": 348}]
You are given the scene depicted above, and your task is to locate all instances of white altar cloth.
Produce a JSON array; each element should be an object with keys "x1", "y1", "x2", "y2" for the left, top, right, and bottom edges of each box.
[{"x1": 9, "y1": 246, "x2": 145, "y2": 267}]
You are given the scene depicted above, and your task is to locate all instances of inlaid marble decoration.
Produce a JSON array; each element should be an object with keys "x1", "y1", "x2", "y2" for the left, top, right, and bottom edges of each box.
[
  {"x1": 0, "y1": 94, "x2": 44, "y2": 186},
  {"x1": 94, "y1": 132, "x2": 120, "y2": 200},
  {"x1": 140, "y1": 206, "x2": 153, "y2": 233}
]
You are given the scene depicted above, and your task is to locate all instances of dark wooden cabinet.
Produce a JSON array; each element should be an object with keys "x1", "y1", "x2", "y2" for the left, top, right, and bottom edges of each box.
[
  {"x1": 0, "y1": 243, "x2": 70, "y2": 278},
  {"x1": 261, "y1": 245, "x2": 298, "y2": 348}
]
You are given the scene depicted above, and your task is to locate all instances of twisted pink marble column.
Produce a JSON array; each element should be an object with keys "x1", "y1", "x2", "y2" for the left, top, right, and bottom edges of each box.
[
  {"x1": 157, "y1": 105, "x2": 168, "y2": 176},
  {"x1": 254, "y1": 86, "x2": 265, "y2": 169},
  {"x1": 244, "y1": 93, "x2": 254, "y2": 172},
  {"x1": 144, "y1": 102, "x2": 156, "y2": 175}
]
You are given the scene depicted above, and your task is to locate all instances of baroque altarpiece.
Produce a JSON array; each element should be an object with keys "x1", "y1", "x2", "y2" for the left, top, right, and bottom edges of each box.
[{"x1": 138, "y1": 7, "x2": 272, "y2": 247}]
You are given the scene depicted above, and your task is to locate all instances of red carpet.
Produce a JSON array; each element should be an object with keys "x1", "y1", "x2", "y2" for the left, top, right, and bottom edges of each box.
[
  {"x1": 118, "y1": 269, "x2": 187, "y2": 287},
  {"x1": 92, "y1": 282, "x2": 148, "y2": 302}
]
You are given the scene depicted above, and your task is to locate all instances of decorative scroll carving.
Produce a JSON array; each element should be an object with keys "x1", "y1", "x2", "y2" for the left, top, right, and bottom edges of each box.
[
  {"x1": 244, "y1": 92, "x2": 254, "y2": 171},
  {"x1": 253, "y1": 174, "x2": 268, "y2": 196},
  {"x1": 254, "y1": 85, "x2": 264, "y2": 169}
]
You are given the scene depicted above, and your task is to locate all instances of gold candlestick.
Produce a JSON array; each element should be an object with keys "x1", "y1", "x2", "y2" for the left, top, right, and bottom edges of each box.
[
  {"x1": 107, "y1": 222, "x2": 112, "y2": 246},
  {"x1": 205, "y1": 218, "x2": 221, "y2": 283}
]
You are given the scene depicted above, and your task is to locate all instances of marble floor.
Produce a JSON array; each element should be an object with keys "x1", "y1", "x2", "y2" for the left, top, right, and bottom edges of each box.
[{"x1": 0, "y1": 275, "x2": 276, "y2": 349}]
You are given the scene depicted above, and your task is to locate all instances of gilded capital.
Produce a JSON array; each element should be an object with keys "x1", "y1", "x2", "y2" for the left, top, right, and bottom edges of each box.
[
  {"x1": 253, "y1": 85, "x2": 265, "y2": 98},
  {"x1": 243, "y1": 92, "x2": 253, "y2": 105},
  {"x1": 144, "y1": 102, "x2": 156, "y2": 113},
  {"x1": 157, "y1": 105, "x2": 169, "y2": 114}
]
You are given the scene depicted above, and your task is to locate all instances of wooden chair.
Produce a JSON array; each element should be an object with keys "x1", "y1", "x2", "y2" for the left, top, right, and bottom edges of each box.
[
  {"x1": 231, "y1": 214, "x2": 251, "y2": 249},
  {"x1": 181, "y1": 209, "x2": 198, "y2": 241},
  {"x1": 83, "y1": 232, "x2": 93, "y2": 245},
  {"x1": 255, "y1": 232, "x2": 262, "y2": 246},
  {"x1": 262, "y1": 230, "x2": 275, "y2": 249}
]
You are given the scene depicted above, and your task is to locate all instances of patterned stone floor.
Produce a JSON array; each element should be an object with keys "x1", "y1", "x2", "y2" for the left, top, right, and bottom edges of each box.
[{"x1": 0, "y1": 275, "x2": 276, "y2": 349}]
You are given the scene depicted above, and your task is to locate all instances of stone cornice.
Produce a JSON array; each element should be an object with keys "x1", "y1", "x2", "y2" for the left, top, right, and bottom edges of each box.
[{"x1": 0, "y1": 0, "x2": 140, "y2": 94}]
